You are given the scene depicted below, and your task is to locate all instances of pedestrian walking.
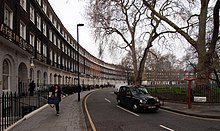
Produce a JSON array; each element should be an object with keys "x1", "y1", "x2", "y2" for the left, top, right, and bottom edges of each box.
[
  {"x1": 29, "y1": 80, "x2": 35, "y2": 96},
  {"x1": 51, "y1": 84, "x2": 62, "y2": 115}
]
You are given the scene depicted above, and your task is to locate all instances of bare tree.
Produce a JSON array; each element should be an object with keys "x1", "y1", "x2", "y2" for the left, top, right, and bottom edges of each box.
[
  {"x1": 86, "y1": 0, "x2": 164, "y2": 85},
  {"x1": 182, "y1": 40, "x2": 220, "y2": 86},
  {"x1": 143, "y1": 0, "x2": 220, "y2": 87}
]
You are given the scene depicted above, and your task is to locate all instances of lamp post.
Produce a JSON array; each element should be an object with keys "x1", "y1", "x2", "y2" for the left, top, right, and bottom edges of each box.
[
  {"x1": 30, "y1": 56, "x2": 35, "y2": 67},
  {"x1": 77, "y1": 23, "x2": 84, "y2": 101}
]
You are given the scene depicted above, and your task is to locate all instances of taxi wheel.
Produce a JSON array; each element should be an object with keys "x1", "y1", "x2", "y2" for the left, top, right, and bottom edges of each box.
[
  {"x1": 117, "y1": 99, "x2": 121, "y2": 105},
  {"x1": 132, "y1": 103, "x2": 138, "y2": 112}
]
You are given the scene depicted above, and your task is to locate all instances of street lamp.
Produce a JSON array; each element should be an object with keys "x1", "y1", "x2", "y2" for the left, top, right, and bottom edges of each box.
[
  {"x1": 77, "y1": 23, "x2": 84, "y2": 101},
  {"x1": 30, "y1": 56, "x2": 35, "y2": 67}
]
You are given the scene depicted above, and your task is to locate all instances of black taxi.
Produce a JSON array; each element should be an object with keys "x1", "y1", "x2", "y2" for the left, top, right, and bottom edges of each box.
[{"x1": 116, "y1": 85, "x2": 160, "y2": 112}]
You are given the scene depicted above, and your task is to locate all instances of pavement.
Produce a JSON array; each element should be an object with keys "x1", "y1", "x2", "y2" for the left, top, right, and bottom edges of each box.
[
  {"x1": 7, "y1": 90, "x2": 95, "y2": 131},
  {"x1": 7, "y1": 88, "x2": 220, "y2": 131},
  {"x1": 161, "y1": 101, "x2": 220, "y2": 119}
]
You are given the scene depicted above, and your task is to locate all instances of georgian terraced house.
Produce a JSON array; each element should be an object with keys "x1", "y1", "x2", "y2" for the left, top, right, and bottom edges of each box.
[{"x1": 0, "y1": 0, "x2": 126, "y2": 94}]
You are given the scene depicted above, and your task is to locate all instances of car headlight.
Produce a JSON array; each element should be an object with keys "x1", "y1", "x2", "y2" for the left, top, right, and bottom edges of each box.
[
  {"x1": 155, "y1": 98, "x2": 160, "y2": 102},
  {"x1": 140, "y1": 99, "x2": 145, "y2": 104}
]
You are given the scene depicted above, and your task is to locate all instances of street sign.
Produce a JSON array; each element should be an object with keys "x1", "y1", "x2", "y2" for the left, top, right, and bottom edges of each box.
[{"x1": 194, "y1": 96, "x2": 207, "y2": 102}]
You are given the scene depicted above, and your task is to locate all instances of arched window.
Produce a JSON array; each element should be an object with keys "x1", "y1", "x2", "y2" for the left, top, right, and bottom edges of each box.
[
  {"x1": 58, "y1": 75, "x2": 61, "y2": 85},
  {"x1": 54, "y1": 74, "x2": 57, "y2": 84},
  {"x1": 30, "y1": 68, "x2": 34, "y2": 81},
  {"x1": 50, "y1": 73, "x2": 52, "y2": 84},
  {"x1": 43, "y1": 72, "x2": 47, "y2": 86},
  {"x1": 62, "y1": 76, "x2": 64, "y2": 85},
  {"x1": 3, "y1": 59, "x2": 10, "y2": 90},
  {"x1": 37, "y1": 70, "x2": 41, "y2": 87}
]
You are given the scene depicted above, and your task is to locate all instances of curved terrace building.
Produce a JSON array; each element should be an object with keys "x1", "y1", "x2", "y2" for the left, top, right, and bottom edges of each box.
[{"x1": 0, "y1": 0, "x2": 126, "y2": 93}]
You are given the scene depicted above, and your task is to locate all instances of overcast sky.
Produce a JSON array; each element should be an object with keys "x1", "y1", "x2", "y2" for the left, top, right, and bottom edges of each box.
[
  {"x1": 48, "y1": 0, "x2": 101, "y2": 61},
  {"x1": 48, "y1": 0, "x2": 187, "y2": 64}
]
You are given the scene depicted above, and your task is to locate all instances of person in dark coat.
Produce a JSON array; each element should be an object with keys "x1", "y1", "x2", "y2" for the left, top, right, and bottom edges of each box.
[
  {"x1": 51, "y1": 84, "x2": 61, "y2": 115},
  {"x1": 29, "y1": 80, "x2": 35, "y2": 96}
]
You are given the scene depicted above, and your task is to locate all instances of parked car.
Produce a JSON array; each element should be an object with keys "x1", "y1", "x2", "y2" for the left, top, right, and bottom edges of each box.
[{"x1": 116, "y1": 85, "x2": 160, "y2": 112}]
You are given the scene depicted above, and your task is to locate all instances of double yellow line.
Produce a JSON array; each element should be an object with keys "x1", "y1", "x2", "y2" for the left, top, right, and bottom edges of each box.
[{"x1": 84, "y1": 93, "x2": 97, "y2": 131}]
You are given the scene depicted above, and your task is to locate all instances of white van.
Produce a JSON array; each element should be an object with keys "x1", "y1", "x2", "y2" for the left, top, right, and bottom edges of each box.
[{"x1": 114, "y1": 83, "x2": 127, "y2": 94}]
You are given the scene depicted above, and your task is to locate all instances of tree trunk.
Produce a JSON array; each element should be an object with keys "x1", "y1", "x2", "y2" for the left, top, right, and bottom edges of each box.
[
  {"x1": 196, "y1": 53, "x2": 212, "y2": 86},
  {"x1": 135, "y1": 44, "x2": 152, "y2": 85},
  {"x1": 196, "y1": 0, "x2": 219, "y2": 87},
  {"x1": 131, "y1": 41, "x2": 138, "y2": 85}
]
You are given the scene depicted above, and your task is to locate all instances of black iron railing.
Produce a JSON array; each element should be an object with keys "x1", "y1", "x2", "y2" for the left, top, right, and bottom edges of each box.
[{"x1": 0, "y1": 89, "x2": 48, "y2": 131}]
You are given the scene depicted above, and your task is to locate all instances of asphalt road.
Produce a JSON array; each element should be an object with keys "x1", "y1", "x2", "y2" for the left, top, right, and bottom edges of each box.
[{"x1": 85, "y1": 88, "x2": 220, "y2": 131}]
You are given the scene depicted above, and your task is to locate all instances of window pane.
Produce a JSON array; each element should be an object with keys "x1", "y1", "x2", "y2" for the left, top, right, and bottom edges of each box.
[
  {"x1": 3, "y1": 60, "x2": 9, "y2": 74},
  {"x1": 37, "y1": 0, "x2": 41, "y2": 6},
  {"x1": 36, "y1": 14, "x2": 41, "y2": 30},
  {"x1": 3, "y1": 75, "x2": 9, "y2": 90},
  {"x1": 20, "y1": 0, "x2": 26, "y2": 11},
  {"x1": 43, "y1": 22, "x2": 47, "y2": 36},
  {"x1": 29, "y1": 33, "x2": 35, "y2": 47},
  {"x1": 20, "y1": 21, "x2": 26, "y2": 39},
  {"x1": 3, "y1": 60, "x2": 9, "y2": 90},
  {"x1": 37, "y1": 39, "x2": 41, "y2": 53},
  {"x1": 37, "y1": 70, "x2": 41, "y2": 87},
  {"x1": 30, "y1": 5, "x2": 35, "y2": 23},
  {"x1": 4, "y1": 4, "x2": 13, "y2": 29}
]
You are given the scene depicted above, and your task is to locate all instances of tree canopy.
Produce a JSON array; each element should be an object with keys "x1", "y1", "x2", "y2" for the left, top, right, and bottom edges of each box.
[{"x1": 86, "y1": 0, "x2": 220, "y2": 86}]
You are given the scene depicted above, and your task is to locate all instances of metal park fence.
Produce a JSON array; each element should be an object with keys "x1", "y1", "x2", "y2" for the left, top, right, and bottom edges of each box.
[{"x1": 146, "y1": 84, "x2": 220, "y2": 103}]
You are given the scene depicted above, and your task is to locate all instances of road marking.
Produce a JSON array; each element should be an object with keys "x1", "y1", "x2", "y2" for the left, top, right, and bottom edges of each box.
[
  {"x1": 110, "y1": 92, "x2": 115, "y2": 94},
  {"x1": 160, "y1": 125, "x2": 175, "y2": 131},
  {"x1": 116, "y1": 105, "x2": 140, "y2": 117},
  {"x1": 84, "y1": 93, "x2": 97, "y2": 131},
  {"x1": 105, "y1": 98, "x2": 111, "y2": 103}
]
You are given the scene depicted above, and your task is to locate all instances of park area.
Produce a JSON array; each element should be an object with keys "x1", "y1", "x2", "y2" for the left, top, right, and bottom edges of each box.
[{"x1": 146, "y1": 84, "x2": 220, "y2": 103}]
